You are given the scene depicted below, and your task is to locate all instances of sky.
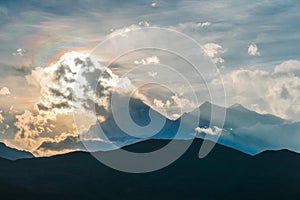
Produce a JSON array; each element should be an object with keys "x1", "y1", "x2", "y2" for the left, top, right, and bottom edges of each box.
[{"x1": 0, "y1": 0, "x2": 300, "y2": 156}]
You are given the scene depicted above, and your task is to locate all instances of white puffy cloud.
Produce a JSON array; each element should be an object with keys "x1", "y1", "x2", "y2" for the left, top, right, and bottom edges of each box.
[
  {"x1": 223, "y1": 60, "x2": 300, "y2": 121},
  {"x1": 248, "y1": 44, "x2": 260, "y2": 56},
  {"x1": 0, "y1": 87, "x2": 10, "y2": 96},
  {"x1": 202, "y1": 43, "x2": 225, "y2": 64},
  {"x1": 10, "y1": 51, "x2": 136, "y2": 155},
  {"x1": 151, "y1": 95, "x2": 197, "y2": 119},
  {"x1": 27, "y1": 51, "x2": 133, "y2": 117},
  {"x1": 134, "y1": 56, "x2": 160, "y2": 65},
  {"x1": 151, "y1": 2, "x2": 157, "y2": 7},
  {"x1": 195, "y1": 126, "x2": 222, "y2": 136},
  {"x1": 274, "y1": 60, "x2": 300, "y2": 76}
]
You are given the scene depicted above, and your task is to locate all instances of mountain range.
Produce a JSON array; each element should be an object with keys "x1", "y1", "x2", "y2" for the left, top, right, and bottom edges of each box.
[
  {"x1": 0, "y1": 97, "x2": 299, "y2": 199},
  {"x1": 1, "y1": 98, "x2": 299, "y2": 160},
  {"x1": 80, "y1": 98, "x2": 299, "y2": 156},
  {"x1": 0, "y1": 142, "x2": 33, "y2": 160},
  {"x1": 0, "y1": 138, "x2": 300, "y2": 199}
]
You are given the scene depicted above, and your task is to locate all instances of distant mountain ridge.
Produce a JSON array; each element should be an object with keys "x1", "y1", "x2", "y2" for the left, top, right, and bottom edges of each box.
[
  {"x1": 186, "y1": 101, "x2": 297, "y2": 155},
  {"x1": 0, "y1": 138, "x2": 300, "y2": 199},
  {"x1": 0, "y1": 142, "x2": 34, "y2": 160},
  {"x1": 4, "y1": 97, "x2": 298, "y2": 159},
  {"x1": 73, "y1": 98, "x2": 299, "y2": 156}
]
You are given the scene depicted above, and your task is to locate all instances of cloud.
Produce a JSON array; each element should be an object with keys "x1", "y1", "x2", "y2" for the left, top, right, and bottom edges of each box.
[
  {"x1": 195, "y1": 126, "x2": 222, "y2": 136},
  {"x1": 176, "y1": 22, "x2": 211, "y2": 31},
  {"x1": 12, "y1": 48, "x2": 26, "y2": 57},
  {"x1": 248, "y1": 44, "x2": 260, "y2": 56},
  {"x1": 197, "y1": 22, "x2": 211, "y2": 28},
  {"x1": 0, "y1": 48, "x2": 150, "y2": 156},
  {"x1": 134, "y1": 56, "x2": 160, "y2": 65},
  {"x1": 151, "y1": 2, "x2": 157, "y2": 7},
  {"x1": 0, "y1": 112, "x2": 4, "y2": 123},
  {"x1": 138, "y1": 21, "x2": 150, "y2": 27},
  {"x1": 153, "y1": 98, "x2": 170, "y2": 108},
  {"x1": 7, "y1": 51, "x2": 136, "y2": 155},
  {"x1": 274, "y1": 60, "x2": 300, "y2": 76},
  {"x1": 148, "y1": 71, "x2": 158, "y2": 78},
  {"x1": 108, "y1": 24, "x2": 141, "y2": 38},
  {"x1": 0, "y1": 87, "x2": 10, "y2": 96},
  {"x1": 11, "y1": 108, "x2": 80, "y2": 156},
  {"x1": 27, "y1": 51, "x2": 132, "y2": 117},
  {"x1": 149, "y1": 95, "x2": 197, "y2": 120},
  {"x1": 202, "y1": 43, "x2": 225, "y2": 64},
  {"x1": 223, "y1": 60, "x2": 300, "y2": 121},
  {"x1": 170, "y1": 95, "x2": 196, "y2": 111}
]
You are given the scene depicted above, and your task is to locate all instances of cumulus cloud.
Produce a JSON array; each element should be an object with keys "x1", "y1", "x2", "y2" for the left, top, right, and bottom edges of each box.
[
  {"x1": 274, "y1": 60, "x2": 300, "y2": 76},
  {"x1": 223, "y1": 60, "x2": 300, "y2": 121},
  {"x1": 10, "y1": 51, "x2": 136, "y2": 155},
  {"x1": 0, "y1": 87, "x2": 10, "y2": 96},
  {"x1": 202, "y1": 43, "x2": 225, "y2": 64},
  {"x1": 248, "y1": 44, "x2": 260, "y2": 56},
  {"x1": 14, "y1": 110, "x2": 56, "y2": 151},
  {"x1": 27, "y1": 51, "x2": 132, "y2": 118}
]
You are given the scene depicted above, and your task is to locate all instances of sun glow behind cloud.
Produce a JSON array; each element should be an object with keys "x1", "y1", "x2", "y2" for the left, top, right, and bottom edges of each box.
[
  {"x1": 46, "y1": 49, "x2": 92, "y2": 67},
  {"x1": 4, "y1": 51, "x2": 126, "y2": 156}
]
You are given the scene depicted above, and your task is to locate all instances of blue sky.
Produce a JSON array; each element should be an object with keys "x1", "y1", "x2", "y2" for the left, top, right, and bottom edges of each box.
[{"x1": 1, "y1": 0, "x2": 300, "y2": 68}]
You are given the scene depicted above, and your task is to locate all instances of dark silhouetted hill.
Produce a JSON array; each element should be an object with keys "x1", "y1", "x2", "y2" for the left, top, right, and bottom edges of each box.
[{"x1": 0, "y1": 138, "x2": 300, "y2": 199}]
